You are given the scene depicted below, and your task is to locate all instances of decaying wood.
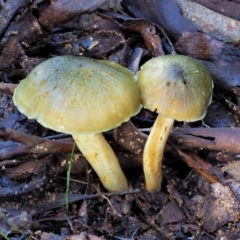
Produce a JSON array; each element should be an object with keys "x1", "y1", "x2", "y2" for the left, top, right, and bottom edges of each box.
[
  {"x1": 114, "y1": 121, "x2": 240, "y2": 155},
  {"x1": 171, "y1": 127, "x2": 240, "y2": 154},
  {"x1": 0, "y1": 82, "x2": 16, "y2": 95},
  {"x1": 0, "y1": 127, "x2": 143, "y2": 170},
  {"x1": 2, "y1": 155, "x2": 55, "y2": 180},
  {"x1": 39, "y1": 0, "x2": 105, "y2": 28},
  {"x1": 0, "y1": 127, "x2": 76, "y2": 159},
  {"x1": 114, "y1": 122, "x2": 239, "y2": 187},
  {"x1": 175, "y1": 0, "x2": 240, "y2": 41},
  {"x1": 175, "y1": 32, "x2": 240, "y2": 61},
  {"x1": 121, "y1": 0, "x2": 196, "y2": 41},
  {"x1": 52, "y1": 30, "x2": 126, "y2": 57},
  {"x1": 113, "y1": 121, "x2": 147, "y2": 154},
  {"x1": 193, "y1": 0, "x2": 240, "y2": 21},
  {"x1": 3, "y1": 11, "x2": 44, "y2": 45},
  {"x1": 1, "y1": 125, "x2": 237, "y2": 187},
  {"x1": 0, "y1": 38, "x2": 24, "y2": 71},
  {"x1": 0, "y1": 127, "x2": 44, "y2": 145},
  {"x1": 175, "y1": 32, "x2": 240, "y2": 91},
  {"x1": 122, "y1": 19, "x2": 165, "y2": 56},
  {"x1": 0, "y1": 144, "x2": 39, "y2": 160},
  {"x1": 2, "y1": 123, "x2": 240, "y2": 161},
  {"x1": 0, "y1": 0, "x2": 28, "y2": 39},
  {"x1": 0, "y1": 143, "x2": 143, "y2": 171}
]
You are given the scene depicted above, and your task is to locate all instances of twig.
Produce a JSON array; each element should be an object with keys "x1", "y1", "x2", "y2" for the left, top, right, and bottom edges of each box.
[
  {"x1": 33, "y1": 189, "x2": 141, "y2": 215},
  {"x1": 169, "y1": 141, "x2": 226, "y2": 184},
  {"x1": 0, "y1": 82, "x2": 17, "y2": 95},
  {"x1": 0, "y1": 174, "x2": 47, "y2": 198}
]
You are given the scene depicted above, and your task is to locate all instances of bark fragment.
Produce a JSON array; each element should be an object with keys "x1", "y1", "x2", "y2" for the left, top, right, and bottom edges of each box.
[{"x1": 39, "y1": 0, "x2": 105, "y2": 28}]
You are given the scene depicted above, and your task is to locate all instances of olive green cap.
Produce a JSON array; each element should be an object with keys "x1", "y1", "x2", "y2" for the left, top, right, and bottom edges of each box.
[
  {"x1": 135, "y1": 54, "x2": 213, "y2": 121},
  {"x1": 13, "y1": 56, "x2": 141, "y2": 134}
]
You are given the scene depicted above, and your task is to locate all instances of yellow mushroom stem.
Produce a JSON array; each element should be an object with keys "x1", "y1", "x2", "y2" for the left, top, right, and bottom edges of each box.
[
  {"x1": 143, "y1": 115, "x2": 174, "y2": 192},
  {"x1": 73, "y1": 133, "x2": 128, "y2": 192}
]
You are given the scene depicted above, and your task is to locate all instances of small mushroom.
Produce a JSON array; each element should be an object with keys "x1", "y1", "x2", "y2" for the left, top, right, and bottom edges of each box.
[
  {"x1": 13, "y1": 56, "x2": 141, "y2": 192},
  {"x1": 134, "y1": 54, "x2": 213, "y2": 192}
]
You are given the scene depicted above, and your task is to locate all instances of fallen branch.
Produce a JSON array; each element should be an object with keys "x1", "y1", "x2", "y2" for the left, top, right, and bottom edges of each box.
[
  {"x1": 114, "y1": 122, "x2": 240, "y2": 155},
  {"x1": 171, "y1": 127, "x2": 240, "y2": 154},
  {"x1": 2, "y1": 125, "x2": 240, "y2": 161},
  {"x1": 175, "y1": 0, "x2": 240, "y2": 41},
  {"x1": 0, "y1": 127, "x2": 76, "y2": 158},
  {"x1": 0, "y1": 82, "x2": 16, "y2": 95}
]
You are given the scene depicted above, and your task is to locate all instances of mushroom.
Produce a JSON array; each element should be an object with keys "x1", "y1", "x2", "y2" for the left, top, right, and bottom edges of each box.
[
  {"x1": 13, "y1": 55, "x2": 141, "y2": 192},
  {"x1": 134, "y1": 54, "x2": 213, "y2": 192}
]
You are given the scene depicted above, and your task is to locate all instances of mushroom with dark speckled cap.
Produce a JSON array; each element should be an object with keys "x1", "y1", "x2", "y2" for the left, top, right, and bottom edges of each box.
[
  {"x1": 13, "y1": 56, "x2": 142, "y2": 192},
  {"x1": 135, "y1": 54, "x2": 213, "y2": 192}
]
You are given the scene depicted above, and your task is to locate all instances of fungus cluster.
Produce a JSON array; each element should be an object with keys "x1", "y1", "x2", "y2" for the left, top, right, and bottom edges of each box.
[{"x1": 13, "y1": 54, "x2": 213, "y2": 193}]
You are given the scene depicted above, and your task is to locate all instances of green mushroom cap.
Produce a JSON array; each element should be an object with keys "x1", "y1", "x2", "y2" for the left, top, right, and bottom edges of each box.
[
  {"x1": 135, "y1": 54, "x2": 213, "y2": 122},
  {"x1": 14, "y1": 56, "x2": 141, "y2": 134}
]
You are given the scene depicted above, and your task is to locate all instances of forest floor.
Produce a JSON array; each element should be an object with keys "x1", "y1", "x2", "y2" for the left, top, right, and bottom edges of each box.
[{"x1": 0, "y1": 0, "x2": 240, "y2": 239}]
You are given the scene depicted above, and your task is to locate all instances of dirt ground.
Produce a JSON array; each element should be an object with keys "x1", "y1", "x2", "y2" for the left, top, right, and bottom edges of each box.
[{"x1": 0, "y1": 0, "x2": 240, "y2": 239}]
